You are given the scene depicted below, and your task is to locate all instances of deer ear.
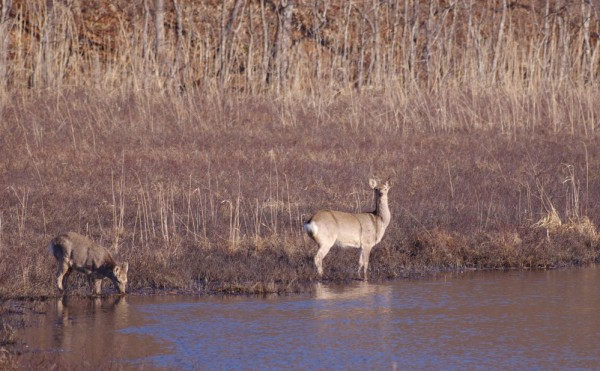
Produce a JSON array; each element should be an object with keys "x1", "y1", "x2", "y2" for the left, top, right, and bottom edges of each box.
[
  {"x1": 114, "y1": 265, "x2": 120, "y2": 274},
  {"x1": 369, "y1": 178, "x2": 378, "y2": 188}
]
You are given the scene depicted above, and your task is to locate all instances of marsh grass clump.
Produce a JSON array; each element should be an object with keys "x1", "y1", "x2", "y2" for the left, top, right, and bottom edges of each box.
[
  {"x1": 193, "y1": 238, "x2": 318, "y2": 293},
  {"x1": 526, "y1": 216, "x2": 600, "y2": 267},
  {"x1": 0, "y1": 323, "x2": 16, "y2": 347}
]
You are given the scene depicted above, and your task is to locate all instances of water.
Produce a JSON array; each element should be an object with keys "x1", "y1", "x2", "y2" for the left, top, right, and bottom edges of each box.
[{"x1": 19, "y1": 266, "x2": 600, "y2": 369}]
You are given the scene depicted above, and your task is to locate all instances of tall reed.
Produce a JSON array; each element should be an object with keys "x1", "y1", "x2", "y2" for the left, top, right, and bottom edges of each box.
[{"x1": 0, "y1": 1, "x2": 598, "y2": 98}]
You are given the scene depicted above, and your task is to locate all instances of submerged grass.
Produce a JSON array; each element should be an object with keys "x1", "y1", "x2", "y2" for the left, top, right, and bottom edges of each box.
[{"x1": 1, "y1": 91, "x2": 599, "y2": 299}]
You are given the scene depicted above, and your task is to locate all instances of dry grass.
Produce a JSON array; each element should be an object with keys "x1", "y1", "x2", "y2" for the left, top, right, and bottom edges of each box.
[
  {"x1": 0, "y1": 1, "x2": 598, "y2": 95},
  {"x1": 0, "y1": 1, "x2": 599, "y2": 298},
  {"x1": 0, "y1": 90, "x2": 599, "y2": 298},
  {"x1": 1, "y1": 2, "x2": 600, "y2": 368}
]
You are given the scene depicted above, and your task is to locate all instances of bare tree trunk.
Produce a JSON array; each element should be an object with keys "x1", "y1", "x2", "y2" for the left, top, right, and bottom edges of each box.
[
  {"x1": 0, "y1": 0, "x2": 12, "y2": 91},
  {"x1": 422, "y1": 0, "x2": 433, "y2": 87},
  {"x1": 173, "y1": 0, "x2": 184, "y2": 91},
  {"x1": 491, "y1": 0, "x2": 507, "y2": 84},
  {"x1": 558, "y1": 6, "x2": 569, "y2": 87},
  {"x1": 342, "y1": 0, "x2": 352, "y2": 87},
  {"x1": 312, "y1": 1, "x2": 323, "y2": 84},
  {"x1": 541, "y1": 0, "x2": 550, "y2": 78},
  {"x1": 357, "y1": 13, "x2": 366, "y2": 92},
  {"x1": 408, "y1": 0, "x2": 419, "y2": 86},
  {"x1": 142, "y1": 0, "x2": 151, "y2": 88},
  {"x1": 372, "y1": 0, "x2": 381, "y2": 88},
  {"x1": 401, "y1": 0, "x2": 410, "y2": 87},
  {"x1": 218, "y1": 0, "x2": 244, "y2": 89},
  {"x1": 41, "y1": 2, "x2": 56, "y2": 89},
  {"x1": 444, "y1": 1, "x2": 457, "y2": 85},
  {"x1": 154, "y1": 0, "x2": 166, "y2": 85},
  {"x1": 388, "y1": 0, "x2": 400, "y2": 79},
  {"x1": 363, "y1": 10, "x2": 375, "y2": 88},
  {"x1": 581, "y1": 0, "x2": 592, "y2": 84},
  {"x1": 590, "y1": 14, "x2": 600, "y2": 86},
  {"x1": 246, "y1": 1, "x2": 254, "y2": 92},
  {"x1": 219, "y1": 0, "x2": 226, "y2": 80},
  {"x1": 260, "y1": 0, "x2": 270, "y2": 88},
  {"x1": 278, "y1": 0, "x2": 293, "y2": 94},
  {"x1": 469, "y1": 0, "x2": 485, "y2": 80}
]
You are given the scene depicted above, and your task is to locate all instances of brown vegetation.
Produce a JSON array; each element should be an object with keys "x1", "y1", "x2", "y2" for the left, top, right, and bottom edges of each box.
[
  {"x1": 1, "y1": 90, "x2": 599, "y2": 297},
  {"x1": 0, "y1": 1, "x2": 598, "y2": 94},
  {"x1": 0, "y1": 1, "x2": 599, "y2": 299}
]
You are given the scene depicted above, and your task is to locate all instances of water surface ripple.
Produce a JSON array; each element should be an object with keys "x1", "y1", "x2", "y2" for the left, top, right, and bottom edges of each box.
[{"x1": 20, "y1": 266, "x2": 600, "y2": 369}]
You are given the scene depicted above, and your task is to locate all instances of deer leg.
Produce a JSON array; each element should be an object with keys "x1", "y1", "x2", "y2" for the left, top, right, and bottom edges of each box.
[
  {"x1": 90, "y1": 275, "x2": 102, "y2": 296},
  {"x1": 94, "y1": 279, "x2": 103, "y2": 296},
  {"x1": 358, "y1": 248, "x2": 365, "y2": 277},
  {"x1": 56, "y1": 261, "x2": 70, "y2": 291},
  {"x1": 62, "y1": 269, "x2": 72, "y2": 291},
  {"x1": 360, "y1": 247, "x2": 372, "y2": 281},
  {"x1": 314, "y1": 242, "x2": 334, "y2": 277}
]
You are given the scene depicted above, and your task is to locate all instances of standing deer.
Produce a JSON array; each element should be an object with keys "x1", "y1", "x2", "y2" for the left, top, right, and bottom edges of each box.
[
  {"x1": 49, "y1": 232, "x2": 129, "y2": 295},
  {"x1": 304, "y1": 178, "x2": 391, "y2": 280}
]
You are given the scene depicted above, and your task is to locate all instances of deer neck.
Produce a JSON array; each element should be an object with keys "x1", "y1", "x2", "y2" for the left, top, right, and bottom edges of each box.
[{"x1": 374, "y1": 193, "x2": 391, "y2": 227}]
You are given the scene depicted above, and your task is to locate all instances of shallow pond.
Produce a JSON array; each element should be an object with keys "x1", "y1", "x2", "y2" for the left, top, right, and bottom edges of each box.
[{"x1": 18, "y1": 266, "x2": 600, "y2": 369}]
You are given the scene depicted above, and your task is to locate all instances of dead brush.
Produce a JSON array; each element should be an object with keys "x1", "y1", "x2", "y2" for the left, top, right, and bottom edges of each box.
[
  {"x1": 532, "y1": 206, "x2": 562, "y2": 241},
  {"x1": 533, "y1": 207, "x2": 598, "y2": 243},
  {"x1": 466, "y1": 231, "x2": 525, "y2": 269},
  {"x1": 408, "y1": 229, "x2": 468, "y2": 270},
  {"x1": 0, "y1": 323, "x2": 16, "y2": 346},
  {"x1": 565, "y1": 217, "x2": 598, "y2": 241}
]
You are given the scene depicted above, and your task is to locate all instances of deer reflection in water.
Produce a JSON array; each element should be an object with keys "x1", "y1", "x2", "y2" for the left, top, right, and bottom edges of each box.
[{"x1": 55, "y1": 295, "x2": 130, "y2": 361}]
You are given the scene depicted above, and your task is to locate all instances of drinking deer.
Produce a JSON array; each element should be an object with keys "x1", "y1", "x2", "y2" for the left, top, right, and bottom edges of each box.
[
  {"x1": 49, "y1": 232, "x2": 129, "y2": 295},
  {"x1": 304, "y1": 178, "x2": 391, "y2": 280}
]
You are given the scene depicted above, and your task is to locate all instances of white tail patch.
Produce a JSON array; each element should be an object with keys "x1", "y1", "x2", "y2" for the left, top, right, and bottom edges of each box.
[{"x1": 303, "y1": 220, "x2": 318, "y2": 237}]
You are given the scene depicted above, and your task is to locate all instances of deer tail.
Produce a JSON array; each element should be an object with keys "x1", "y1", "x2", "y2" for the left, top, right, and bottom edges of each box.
[{"x1": 303, "y1": 220, "x2": 318, "y2": 238}]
